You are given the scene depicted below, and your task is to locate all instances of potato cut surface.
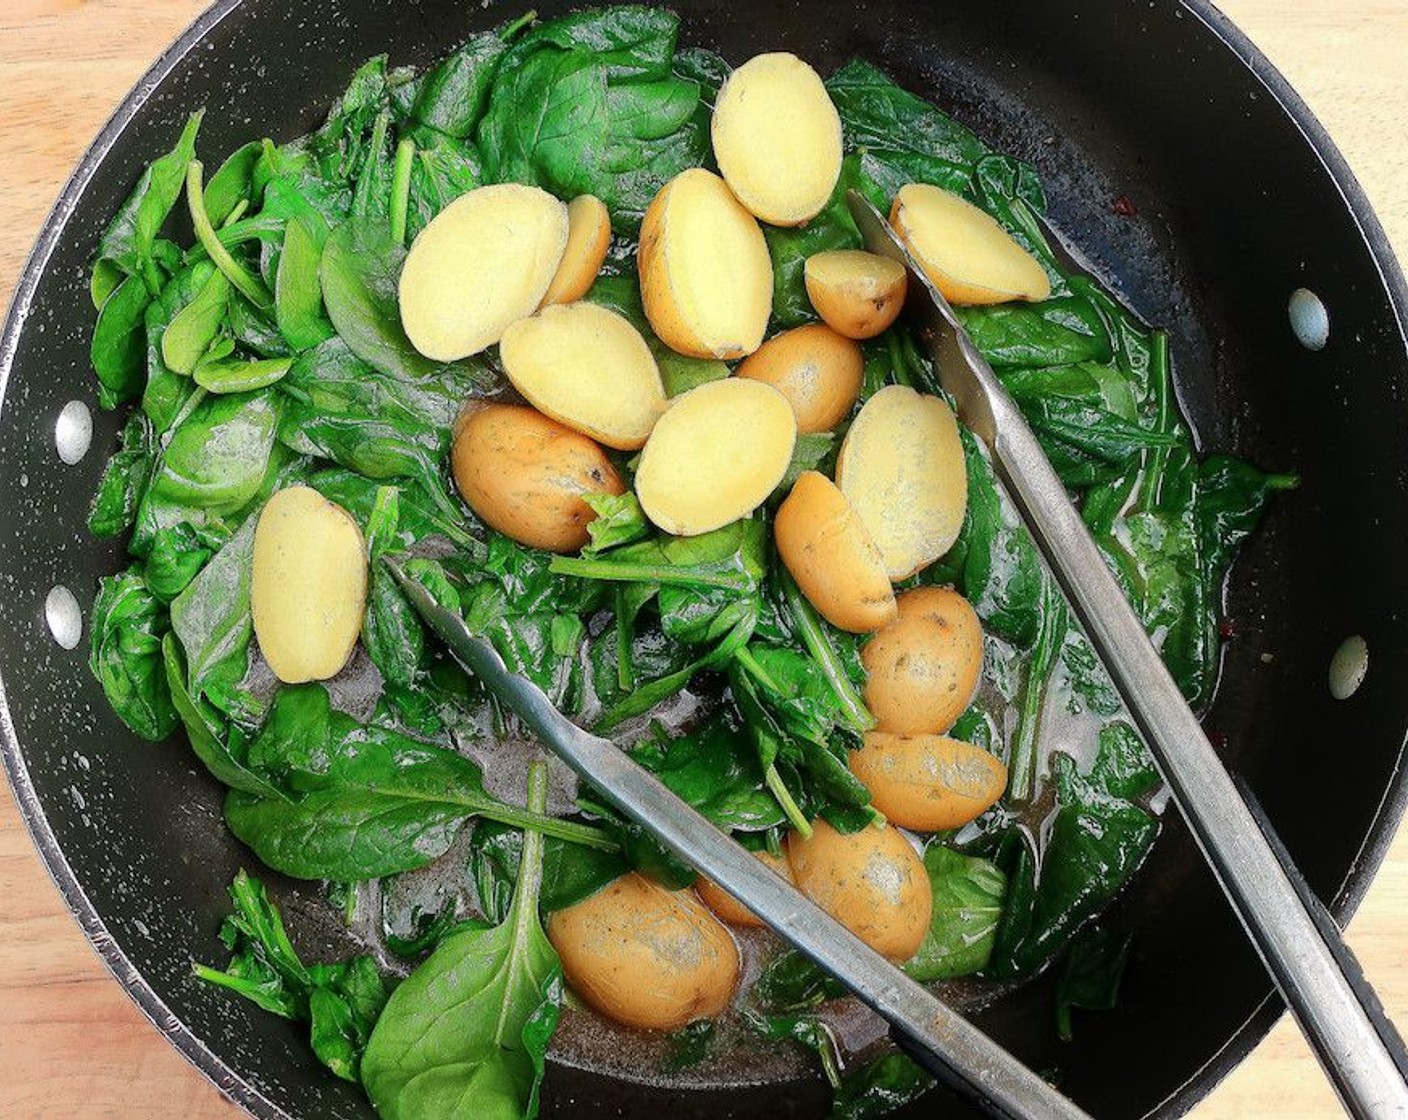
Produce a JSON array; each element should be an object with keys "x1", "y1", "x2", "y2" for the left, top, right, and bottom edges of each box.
[
  {"x1": 712, "y1": 52, "x2": 843, "y2": 226},
  {"x1": 399, "y1": 183, "x2": 568, "y2": 360},
  {"x1": 891, "y1": 183, "x2": 1050, "y2": 306},
  {"x1": 500, "y1": 302, "x2": 666, "y2": 450},
  {"x1": 634, "y1": 377, "x2": 796, "y2": 536},
  {"x1": 638, "y1": 168, "x2": 773, "y2": 360},
  {"x1": 836, "y1": 384, "x2": 967, "y2": 578},
  {"x1": 251, "y1": 486, "x2": 367, "y2": 684}
]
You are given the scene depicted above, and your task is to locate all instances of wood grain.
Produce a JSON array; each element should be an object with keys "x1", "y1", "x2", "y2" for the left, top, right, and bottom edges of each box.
[{"x1": 1, "y1": 1, "x2": 1405, "y2": 1116}]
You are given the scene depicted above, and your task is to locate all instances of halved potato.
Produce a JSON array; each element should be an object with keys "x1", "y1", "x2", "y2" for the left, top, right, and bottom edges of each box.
[
  {"x1": 850, "y1": 732, "x2": 1007, "y2": 832},
  {"x1": 500, "y1": 302, "x2": 667, "y2": 451},
  {"x1": 451, "y1": 401, "x2": 624, "y2": 553},
  {"x1": 540, "y1": 194, "x2": 612, "y2": 307},
  {"x1": 836, "y1": 385, "x2": 967, "y2": 579},
  {"x1": 399, "y1": 183, "x2": 568, "y2": 360},
  {"x1": 638, "y1": 169, "x2": 773, "y2": 360},
  {"x1": 775, "y1": 471, "x2": 897, "y2": 634},
  {"x1": 736, "y1": 323, "x2": 863, "y2": 433},
  {"x1": 890, "y1": 183, "x2": 1050, "y2": 306},
  {"x1": 251, "y1": 486, "x2": 367, "y2": 684},
  {"x1": 634, "y1": 378, "x2": 796, "y2": 537},
  {"x1": 711, "y1": 52, "x2": 843, "y2": 226},
  {"x1": 804, "y1": 249, "x2": 908, "y2": 339}
]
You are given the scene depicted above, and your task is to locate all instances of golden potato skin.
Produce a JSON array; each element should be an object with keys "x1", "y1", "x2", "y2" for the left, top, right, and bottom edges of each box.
[
  {"x1": 804, "y1": 250, "x2": 908, "y2": 340},
  {"x1": 451, "y1": 402, "x2": 624, "y2": 553},
  {"x1": 540, "y1": 194, "x2": 612, "y2": 307},
  {"x1": 735, "y1": 324, "x2": 864, "y2": 433},
  {"x1": 548, "y1": 873, "x2": 741, "y2": 1031},
  {"x1": 787, "y1": 820, "x2": 932, "y2": 962},
  {"x1": 850, "y1": 733, "x2": 1007, "y2": 831},
  {"x1": 696, "y1": 849, "x2": 794, "y2": 928},
  {"x1": 862, "y1": 587, "x2": 984, "y2": 735},
  {"x1": 775, "y1": 471, "x2": 897, "y2": 634}
]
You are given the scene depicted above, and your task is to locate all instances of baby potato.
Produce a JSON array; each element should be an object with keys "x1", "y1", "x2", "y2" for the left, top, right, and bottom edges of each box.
[
  {"x1": 251, "y1": 486, "x2": 367, "y2": 684},
  {"x1": 400, "y1": 183, "x2": 568, "y2": 361},
  {"x1": 696, "y1": 849, "x2": 795, "y2": 929},
  {"x1": 639, "y1": 168, "x2": 773, "y2": 360},
  {"x1": 850, "y1": 732, "x2": 1007, "y2": 832},
  {"x1": 890, "y1": 183, "x2": 1051, "y2": 306},
  {"x1": 775, "y1": 471, "x2": 897, "y2": 634},
  {"x1": 500, "y1": 302, "x2": 667, "y2": 451},
  {"x1": 711, "y1": 52, "x2": 843, "y2": 227},
  {"x1": 804, "y1": 250, "x2": 908, "y2": 340},
  {"x1": 787, "y1": 820, "x2": 932, "y2": 962},
  {"x1": 539, "y1": 194, "x2": 612, "y2": 307},
  {"x1": 862, "y1": 587, "x2": 984, "y2": 736},
  {"x1": 548, "y1": 873, "x2": 741, "y2": 1031},
  {"x1": 836, "y1": 384, "x2": 967, "y2": 579},
  {"x1": 634, "y1": 378, "x2": 796, "y2": 537},
  {"x1": 735, "y1": 323, "x2": 864, "y2": 433},
  {"x1": 451, "y1": 401, "x2": 624, "y2": 553}
]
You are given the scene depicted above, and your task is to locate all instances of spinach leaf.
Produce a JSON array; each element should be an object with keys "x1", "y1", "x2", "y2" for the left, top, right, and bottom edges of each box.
[
  {"x1": 509, "y1": 6, "x2": 681, "y2": 80},
  {"x1": 89, "y1": 568, "x2": 178, "y2": 741},
  {"x1": 92, "y1": 112, "x2": 202, "y2": 304},
  {"x1": 956, "y1": 296, "x2": 1111, "y2": 369},
  {"x1": 362, "y1": 763, "x2": 562, "y2": 1120},
  {"x1": 144, "y1": 391, "x2": 281, "y2": 517},
  {"x1": 830, "y1": 1051, "x2": 932, "y2": 1120},
  {"x1": 405, "y1": 135, "x2": 483, "y2": 241},
  {"x1": 275, "y1": 207, "x2": 335, "y2": 351},
  {"x1": 361, "y1": 487, "x2": 427, "y2": 688},
  {"x1": 203, "y1": 141, "x2": 264, "y2": 227},
  {"x1": 145, "y1": 522, "x2": 224, "y2": 603},
  {"x1": 410, "y1": 33, "x2": 508, "y2": 138},
  {"x1": 1196, "y1": 455, "x2": 1298, "y2": 587},
  {"x1": 140, "y1": 261, "x2": 218, "y2": 433},
  {"x1": 754, "y1": 948, "x2": 845, "y2": 1012},
  {"x1": 471, "y1": 819, "x2": 627, "y2": 918},
  {"x1": 160, "y1": 266, "x2": 230, "y2": 375},
  {"x1": 91, "y1": 274, "x2": 154, "y2": 408},
  {"x1": 630, "y1": 717, "x2": 786, "y2": 832},
  {"x1": 169, "y1": 516, "x2": 257, "y2": 719},
  {"x1": 1054, "y1": 925, "x2": 1132, "y2": 1042},
  {"x1": 88, "y1": 411, "x2": 156, "y2": 538},
  {"x1": 904, "y1": 846, "x2": 1007, "y2": 982},
  {"x1": 582, "y1": 491, "x2": 651, "y2": 555},
  {"x1": 195, "y1": 870, "x2": 389, "y2": 1082}
]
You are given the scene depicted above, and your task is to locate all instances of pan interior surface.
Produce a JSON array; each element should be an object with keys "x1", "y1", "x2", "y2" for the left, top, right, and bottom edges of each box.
[{"x1": 1, "y1": 2, "x2": 1406, "y2": 1118}]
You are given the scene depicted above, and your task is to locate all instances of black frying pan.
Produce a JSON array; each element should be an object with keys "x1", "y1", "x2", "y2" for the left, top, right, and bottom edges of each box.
[{"x1": 3, "y1": 2, "x2": 1407, "y2": 1118}]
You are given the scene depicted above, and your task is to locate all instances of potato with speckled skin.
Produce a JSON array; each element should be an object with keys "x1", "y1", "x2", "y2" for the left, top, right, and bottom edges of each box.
[
  {"x1": 548, "y1": 873, "x2": 741, "y2": 1031},
  {"x1": 850, "y1": 733, "x2": 1007, "y2": 831},
  {"x1": 634, "y1": 378, "x2": 796, "y2": 537},
  {"x1": 836, "y1": 384, "x2": 967, "y2": 579},
  {"x1": 804, "y1": 250, "x2": 908, "y2": 340},
  {"x1": 451, "y1": 402, "x2": 624, "y2": 553},
  {"x1": 639, "y1": 169, "x2": 773, "y2": 360},
  {"x1": 787, "y1": 820, "x2": 932, "y2": 962},
  {"x1": 711, "y1": 52, "x2": 842, "y2": 227},
  {"x1": 736, "y1": 324, "x2": 863, "y2": 433},
  {"x1": 540, "y1": 194, "x2": 612, "y2": 307},
  {"x1": 862, "y1": 587, "x2": 984, "y2": 736},
  {"x1": 696, "y1": 849, "x2": 795, "y2": 928},
  {"x1": 252, "y1": 486, "x2": 367, "y2": 685},
  {"x1": 399, "y1": 184, "x2": 567, "y2": 360},
  {"x1": 890, "y1": 183, "x2": 1051, "y2": 306},
  {"x1": 775, "y1": 471, "x2": 896, "y2": 634},
  {"x1": 500, "y1": 302, "x2": 666, "y2": 451}
]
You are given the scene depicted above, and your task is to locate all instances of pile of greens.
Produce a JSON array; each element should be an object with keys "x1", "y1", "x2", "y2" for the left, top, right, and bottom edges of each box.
[{"x1": 83, "y1": 7, "x2": 1291, "y2": 1118}]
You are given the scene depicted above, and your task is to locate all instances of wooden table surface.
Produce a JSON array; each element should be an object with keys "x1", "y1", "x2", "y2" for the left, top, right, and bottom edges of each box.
[{"x1": 2, "y1": 1, "x2": 1406, "y2": 1116}]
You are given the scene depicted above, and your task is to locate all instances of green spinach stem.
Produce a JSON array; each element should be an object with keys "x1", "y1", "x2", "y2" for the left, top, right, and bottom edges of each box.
[
  {"x1": 614, "y1": 587, "x2": 635, "y2": 693},
  {"x1": 513, "y1": 762, "x2": 549, "y2": 918},
  {"x1": 778, "y1": 569, "x2": 875, "y2": 734},
  {"x1": 1008, "y1": 578, "x2": 1067, "y2": 803},
  {"x1": 389, "y1": 138, "x2": 416, "y2": 247},
  {"x1": 186, "y1": 160, "x2": 270, "y2": 309},
  {"x1": 549, "y1": 555, "x2": 748, "y2": 591},
  {"x1": 1136, "y1": 329, "x2": 1172, "y2": 510},
  {"x1": 764, "y1": 763, "x2": 812, "y2": 839},
  {"x1": 478, "y1": 802, "x2": 618, "y2": 853},
  {"x1": 886, "y1": 329, "x2": 914, "y2": 389}
]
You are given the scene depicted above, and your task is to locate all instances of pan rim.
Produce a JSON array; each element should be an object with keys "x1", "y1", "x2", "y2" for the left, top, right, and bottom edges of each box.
[{"x1": 1, "y1": 1, "x2": 1405, "y2": 1117}]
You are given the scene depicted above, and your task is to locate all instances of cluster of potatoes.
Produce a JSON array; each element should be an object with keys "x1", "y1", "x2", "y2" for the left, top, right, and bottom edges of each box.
[{"x1": 245, "y1": 51, "x2": 1051, "y2": 1034}]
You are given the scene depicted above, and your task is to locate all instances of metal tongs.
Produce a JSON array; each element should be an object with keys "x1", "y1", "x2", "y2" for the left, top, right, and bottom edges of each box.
[{"x1": 389, "y1": 195, "x2": 1408, "y2": 1119}]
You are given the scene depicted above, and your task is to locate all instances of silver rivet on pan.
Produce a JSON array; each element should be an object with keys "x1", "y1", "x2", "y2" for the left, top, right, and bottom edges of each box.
[
  {"x1": 1288, "y1": 288, "x2": 1329, "y2": 351},
  {"x1": 55, "y1": 399, "x2": 92, "y2": 464},
  {"x1": 1328, "y1": 635, "x2": 1368, "y2": 700},
  {"x1": 45, "y1": 585, "x2": 82, "y2": 650}
]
